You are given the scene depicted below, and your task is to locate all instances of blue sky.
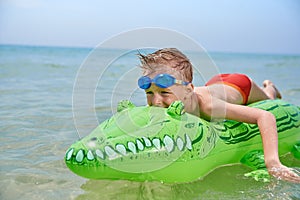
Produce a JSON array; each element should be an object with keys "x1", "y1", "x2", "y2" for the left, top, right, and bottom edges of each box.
[{"x1": 1, "y1": 0, "x2": 300, "y2": 54}]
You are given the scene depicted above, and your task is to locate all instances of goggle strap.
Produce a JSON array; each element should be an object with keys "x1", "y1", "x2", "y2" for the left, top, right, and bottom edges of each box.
[{"x1": 175, "y1": 80, "x2": 189, "y2": 86}]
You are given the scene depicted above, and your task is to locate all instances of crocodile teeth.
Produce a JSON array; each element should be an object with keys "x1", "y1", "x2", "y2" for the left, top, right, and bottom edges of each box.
[
  {"x1": 87, "y1": 150, "x2": 94, "y2": 160},
  {"x1": 152, "y1": 138, "x2": 161, "y2": 149},
  {"x1": 163, "y1": 135, "x2": 174, "y2": 153},
  {"x1": 95, "y1": 149, "x2": 104, "y2": 159},
  {"x1": 104, "y1": 146, "x2": 118, "y2": 159},
  {"x1": 142, "y1": 137, "x2": 152, "y2": 147},
  {"x1": 127, "y1": 141, "x2": 137, "y2": 154},
  {"x1": 116, "y1": 144, "x2": 127, "y2": 155},
  {"x1": 75, "y1": 149, "x2": 84, "y2": 163},
  {"x1": 136, "y1": 139, "x2": 144, "y2": 151},
  {"x1": 185, "y1": 134, "x2": 192, "y2": 150},
  {"x1": 66, "y1": 148, "x2": 74, "y2": 161},
  {"x1": 176, "y1": 137, "x2": 184, "y2": 151}
]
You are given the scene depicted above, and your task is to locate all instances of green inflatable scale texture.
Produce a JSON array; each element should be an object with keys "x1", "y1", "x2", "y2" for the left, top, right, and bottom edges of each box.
[{"x1": 65, "y1": 100, "x2": 300, "y2": 183}]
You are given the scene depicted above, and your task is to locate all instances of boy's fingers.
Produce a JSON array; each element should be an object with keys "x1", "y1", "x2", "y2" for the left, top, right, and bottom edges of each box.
[{"x1": 269, "y1": 167, "x2": 300, "y2": 183}]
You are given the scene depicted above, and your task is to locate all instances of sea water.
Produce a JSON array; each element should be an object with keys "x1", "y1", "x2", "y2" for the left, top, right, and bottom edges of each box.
[{"x1": 0, "y1": 45, "x2": 299, "y2": 199}]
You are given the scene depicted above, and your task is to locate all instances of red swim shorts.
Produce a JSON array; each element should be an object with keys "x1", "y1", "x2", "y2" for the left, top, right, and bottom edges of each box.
[{"x1": 205, "y1": 73, "x2": 252, "y2": 104}]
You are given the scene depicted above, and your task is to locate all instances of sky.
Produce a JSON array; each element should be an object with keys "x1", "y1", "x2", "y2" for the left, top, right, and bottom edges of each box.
[{"x1": 0, "y1": 0, "x2": 300, "y2": 54}]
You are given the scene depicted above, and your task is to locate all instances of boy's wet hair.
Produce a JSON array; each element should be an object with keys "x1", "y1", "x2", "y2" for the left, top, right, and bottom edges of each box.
[{"x1": 138, "y1": 48, "x2": 193, "y2": 82}]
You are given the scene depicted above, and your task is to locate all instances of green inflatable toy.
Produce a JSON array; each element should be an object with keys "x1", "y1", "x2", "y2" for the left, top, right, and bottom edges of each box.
[{"x1": 65, "y1": 100, "x2": 300, "y2": 183}]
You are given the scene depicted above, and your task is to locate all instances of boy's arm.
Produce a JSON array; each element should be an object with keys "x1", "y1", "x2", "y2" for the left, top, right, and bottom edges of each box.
[{"x1": 202, "y1": 98, "x2": 300, "y2": 182}]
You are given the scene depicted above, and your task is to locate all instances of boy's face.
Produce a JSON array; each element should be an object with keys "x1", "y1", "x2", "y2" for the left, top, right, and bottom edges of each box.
[{"x1": 142, "y1": 72, "x2": 189, "y2": 108}]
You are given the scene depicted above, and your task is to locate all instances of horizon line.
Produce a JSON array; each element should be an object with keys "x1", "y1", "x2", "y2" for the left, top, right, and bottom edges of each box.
[{"x1": 1, "y1": 42, "x2": 300, "y2": 57}]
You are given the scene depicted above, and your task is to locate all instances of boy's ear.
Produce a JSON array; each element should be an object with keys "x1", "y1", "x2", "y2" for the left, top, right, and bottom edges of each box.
[
  {"x1": 186, "y1": 83, "x2": 194, "y2": 92},
  {"x1": 183, "y1": 83, "x2": 194, "y2": 101}
]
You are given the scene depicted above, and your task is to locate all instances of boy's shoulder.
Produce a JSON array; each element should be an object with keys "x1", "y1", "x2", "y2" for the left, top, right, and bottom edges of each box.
[{"x1": 194, "y1": 86, "x2": 208, "y2": 96}]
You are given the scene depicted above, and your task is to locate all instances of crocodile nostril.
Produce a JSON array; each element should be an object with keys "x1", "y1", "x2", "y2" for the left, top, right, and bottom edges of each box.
[{"x1": 90, "y1": 137, "x2": 97, "y2": 141}]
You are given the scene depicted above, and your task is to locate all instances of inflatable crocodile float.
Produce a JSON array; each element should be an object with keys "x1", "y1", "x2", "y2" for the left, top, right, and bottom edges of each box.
[{"x1": 65, "y1": 99, "x2": 300, "y2": 183}]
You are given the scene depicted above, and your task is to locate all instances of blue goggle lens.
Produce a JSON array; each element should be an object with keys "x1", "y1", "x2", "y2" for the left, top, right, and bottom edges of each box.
[
  {"x1": 154, "y1": 74, "x2": 175, "y2": 88},
  {"x1": 138, "y1": 76, "x2": 152, "y2": 89}
]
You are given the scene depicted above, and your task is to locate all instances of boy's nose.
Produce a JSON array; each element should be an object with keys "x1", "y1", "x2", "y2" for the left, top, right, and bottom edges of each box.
[{"x1": 152, "y1": 94, "x2": 163, "y2": 107}]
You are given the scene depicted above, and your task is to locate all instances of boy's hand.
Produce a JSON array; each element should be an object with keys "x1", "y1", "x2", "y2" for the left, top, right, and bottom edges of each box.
[{"x1": 268, "y1": 164, "x2": 300, "y2": 183}]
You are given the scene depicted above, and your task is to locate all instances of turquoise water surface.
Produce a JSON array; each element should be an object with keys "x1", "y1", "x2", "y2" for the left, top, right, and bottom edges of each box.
[{"x1": 0, "y1": 45, "x2": 299, "y2": 199}]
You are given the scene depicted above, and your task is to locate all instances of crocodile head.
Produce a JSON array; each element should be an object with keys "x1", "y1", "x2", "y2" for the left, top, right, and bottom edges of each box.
[{"x1": 65, "y1": 100, "x2": 209, "y2": 182}]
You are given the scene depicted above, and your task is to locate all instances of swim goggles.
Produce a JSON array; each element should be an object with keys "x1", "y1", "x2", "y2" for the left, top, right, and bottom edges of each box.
[{"x1": 138, "y1": 73, "x2": 189, "y2": 89}]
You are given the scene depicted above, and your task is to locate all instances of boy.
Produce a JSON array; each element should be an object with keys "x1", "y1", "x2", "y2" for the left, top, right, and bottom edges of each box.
[{"x1": 137, "y1": 48, "x2": 300, "y2": 182}]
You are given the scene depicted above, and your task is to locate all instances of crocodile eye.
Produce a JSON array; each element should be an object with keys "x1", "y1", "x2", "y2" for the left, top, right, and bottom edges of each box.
[{"x1": 167, "y1": 101, "x2": 185, "y2": 119}]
